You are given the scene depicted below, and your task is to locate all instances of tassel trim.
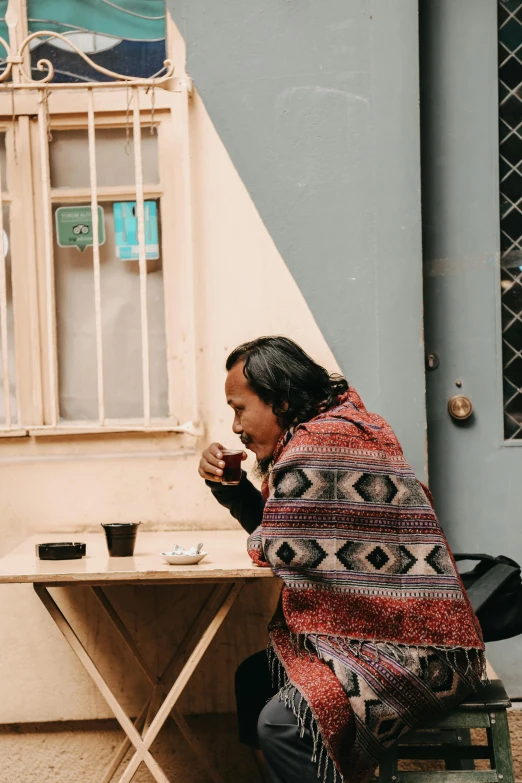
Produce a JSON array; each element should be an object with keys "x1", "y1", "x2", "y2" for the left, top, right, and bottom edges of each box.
[
  {"x1": 267, "y1": 634, "x2": 487, "y2": 783},
  {"x1": 274, "y1": 631, "x2": 488, "y2": 686},
  {"x1": 267, "y1": 642, "x2": 345, "y2": 782}
]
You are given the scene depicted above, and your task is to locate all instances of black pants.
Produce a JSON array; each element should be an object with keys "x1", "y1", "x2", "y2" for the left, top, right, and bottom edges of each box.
[{"x1": 235, "y1": 650, "x2": 335, "y2": 783}]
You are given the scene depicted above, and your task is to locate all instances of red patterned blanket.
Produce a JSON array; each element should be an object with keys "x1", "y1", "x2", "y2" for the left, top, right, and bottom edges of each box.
[{"x1": 247, "y1": 388, "x2": 485, "y2": 783}]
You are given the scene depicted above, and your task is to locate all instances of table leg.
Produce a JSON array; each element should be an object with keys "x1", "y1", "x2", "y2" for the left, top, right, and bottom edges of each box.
[
  {"x1": 143, "y1": 689, "x2": 161, "y2": 734},
  {"x1": 34, "y1": 583, "x2": 170, "y2": 783},
  {"x1": 35, "y1": 580, "x2": 245, "y2": 783},
  {"x1": 100, "y1": 698, "x2": 151, "y2": 783},
  {"x1": 117, "y1": 581, "x2": 244, "y2": 783},
  {"x1": 92, "y1": 583, "x2": 235, "y2": 783},
  {"x1": 99, "y1": 691, "x2": 165, "y2": 783},
  {"x1": 158, "y1": 583, "x2": 239, "y2": 688}
]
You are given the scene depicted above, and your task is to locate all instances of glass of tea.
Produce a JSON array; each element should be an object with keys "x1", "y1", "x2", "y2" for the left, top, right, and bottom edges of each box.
[{"x1": 221, "y1": 450, "x2": 243, "y2": 485}]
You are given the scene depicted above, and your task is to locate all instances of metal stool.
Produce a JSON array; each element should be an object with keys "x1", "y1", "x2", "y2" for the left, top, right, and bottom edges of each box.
[{"x1": 379, "y1": 680, "x2": 515, "y2": 783}]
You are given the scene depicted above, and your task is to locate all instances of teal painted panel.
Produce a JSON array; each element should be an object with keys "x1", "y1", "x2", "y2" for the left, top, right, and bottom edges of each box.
[
  {"x1": 27, "y1": 0, "x2": 166, "y2": 82},
  {"x1": 0, "y1": 1, "x2": 166, "y2": 82},
  {"x1": 28, "y1": 0, "x2": 165, "y2": 40},
  {"x1": 0, "y1": 0, "x2": 165, "y2": 49},
  {"x1": 0, "y1": 1, "x2": 7, "y2": 55}
]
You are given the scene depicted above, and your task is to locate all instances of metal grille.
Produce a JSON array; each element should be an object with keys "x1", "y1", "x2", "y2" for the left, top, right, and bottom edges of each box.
[
  {"x1": 499, "y1": 0, "x2": 522, "y2": 438},
  {"x1": 0, "y1": 145, "x2": 19, "y2": 435},
  {"x1": 0, "y1": 2, "x2": 200, "y2": 437},
  {"x1": 0, "y1": 100, "x2": 198, "y2": 436},
  {"x1": 26, "y1": 0, "x2": 167, "y2": 83},
  {"x1": 33, "y1": 90, "x2": 196, "y2": 435}
]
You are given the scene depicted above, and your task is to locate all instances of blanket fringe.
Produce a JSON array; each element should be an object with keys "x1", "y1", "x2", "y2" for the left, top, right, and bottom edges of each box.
[
  {"x1": 267, "y1": 635, "x2": 486, "y2": 783},
  {"x1": 280, "y1": 632, "x2": 488, "y2": 687},
  {"x1": 271, "y1": 655, "x2": 345, "y2": 782},
  {"x1": 268, "y1": 642, "x2": 286, "y2": 691}
]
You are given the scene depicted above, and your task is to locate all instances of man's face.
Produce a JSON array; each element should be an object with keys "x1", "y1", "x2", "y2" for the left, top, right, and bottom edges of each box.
[{"x1": 225, "y1": 360, "x2": 284, "y2": 462}]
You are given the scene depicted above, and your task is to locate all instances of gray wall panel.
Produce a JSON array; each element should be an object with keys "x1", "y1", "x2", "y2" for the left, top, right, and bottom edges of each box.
[
  {"x1": 169, "y1": 0, "x2": 426, "y2": 476},
  {"x1": 420, "y1": 0, "x2": 522, "y2": 691}
]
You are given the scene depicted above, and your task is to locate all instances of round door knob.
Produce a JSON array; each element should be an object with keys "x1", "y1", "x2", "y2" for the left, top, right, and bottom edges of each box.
[{"x1": 448, "y1": 395, "x2": 473, "y2": 420}]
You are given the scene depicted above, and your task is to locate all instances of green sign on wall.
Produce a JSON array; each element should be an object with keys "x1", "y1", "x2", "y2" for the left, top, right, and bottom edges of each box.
[{"x1": 55, "y1": 206, "x2": 105, "y2": 252}]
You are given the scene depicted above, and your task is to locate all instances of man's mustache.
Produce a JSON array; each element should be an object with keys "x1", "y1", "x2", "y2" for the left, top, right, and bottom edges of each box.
[{"x1": 240, "y1": 435, "x2": 252, "y2": 445}]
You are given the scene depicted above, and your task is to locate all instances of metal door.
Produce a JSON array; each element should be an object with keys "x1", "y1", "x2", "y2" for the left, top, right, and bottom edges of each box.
[{"x1": 421, "y1": 0, "x2": 522, "y2": 694}]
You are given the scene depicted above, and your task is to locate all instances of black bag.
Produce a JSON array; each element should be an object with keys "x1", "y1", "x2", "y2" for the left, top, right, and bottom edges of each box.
[{"x1": 454, "y1": 553, "x2": 522, "y2": 643}]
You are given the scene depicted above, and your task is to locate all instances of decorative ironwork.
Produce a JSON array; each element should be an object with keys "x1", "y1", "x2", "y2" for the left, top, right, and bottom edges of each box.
[
  {"x1": 499, "y1": 0, "x2": 522, "y2": 439},
  {"x1": 0, "y1": 30, "x2": 174, "y2": 88}
]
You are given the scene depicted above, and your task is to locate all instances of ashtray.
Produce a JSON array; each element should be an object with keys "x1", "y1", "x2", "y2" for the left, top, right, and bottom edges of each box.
[
  {"x1": 36, "y1": 542, "x2": 86, "y2": 560},
  {"x1": 161, "y1": 551, "x2": 208, "y2": 565}
]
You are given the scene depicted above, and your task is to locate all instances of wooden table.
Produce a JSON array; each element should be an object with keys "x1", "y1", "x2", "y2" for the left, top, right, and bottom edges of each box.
[{"x1": 0, "y1": 530, "x2": 274, "y2": 783}]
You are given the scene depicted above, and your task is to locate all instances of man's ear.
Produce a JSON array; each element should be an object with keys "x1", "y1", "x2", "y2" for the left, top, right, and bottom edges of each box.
[{"x1": 274, "y1": 400, "x2": 289, "y2": 416}]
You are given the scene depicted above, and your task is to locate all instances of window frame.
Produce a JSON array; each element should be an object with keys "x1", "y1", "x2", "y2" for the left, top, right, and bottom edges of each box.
[{"x1": 0, "y1": 2, "x2": 199, "y2": 438}]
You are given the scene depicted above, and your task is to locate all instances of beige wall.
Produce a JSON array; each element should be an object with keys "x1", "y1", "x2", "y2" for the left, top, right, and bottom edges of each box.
[
  {"x1": 0, "y1": 16, "x2": 520, "y2": 783},
  {"x1": 0, "y1": 53, "x2": 340, "y2": 724}
]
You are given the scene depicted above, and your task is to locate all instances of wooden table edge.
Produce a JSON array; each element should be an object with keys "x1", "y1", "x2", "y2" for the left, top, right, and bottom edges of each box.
[{"x1": 0, "y1": 571, "x2": 275, "y2": 586}]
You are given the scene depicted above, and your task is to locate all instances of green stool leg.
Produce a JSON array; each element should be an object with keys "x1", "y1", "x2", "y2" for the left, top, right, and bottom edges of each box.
[
  {"x1": 445, "y1": 728, "x2": 475, "y2": 771},
  {"x1": 379, "y1": 748, "x2": 398, "y2": 783},
  {"x1": 488, "y1": 710, "x2": 514, "y2": 783}
]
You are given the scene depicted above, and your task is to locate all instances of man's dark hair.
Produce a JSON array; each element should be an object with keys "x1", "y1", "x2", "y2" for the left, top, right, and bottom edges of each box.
[{"x1": 226, "y1": 336, "x2": 348, "y2": 429}]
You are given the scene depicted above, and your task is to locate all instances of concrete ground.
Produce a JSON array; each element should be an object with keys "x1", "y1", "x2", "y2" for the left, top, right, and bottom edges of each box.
[
  {"x1": 0, "y1": 711, "x2": 521, "y2": 782},
  {"x1": 509, "y1": 710, "x2": 522, "y2": 778},
  {"x1": 0, "y1": 714, "x2": 261, "y2": 783}
]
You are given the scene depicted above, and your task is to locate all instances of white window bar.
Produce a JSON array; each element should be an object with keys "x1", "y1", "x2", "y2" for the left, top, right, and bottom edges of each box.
[
  {"x1": 132, "y1": 87, "x2": 151, "y2": 426},
  {"x1": 0, "y1": 144, "x2": 10, "y2": 428},
  {"x1": 38, "y1": 91, "x2": 58, "y2": 427},
  {"x1": 15, "y1": 86, "x2": 203, "y2": 438},
  {"x1": 87, "y1": 88, "x2": 105, "y2": 426},
  {"x1": 180, "y1": 77, "x2": 199, "y2": 430}
]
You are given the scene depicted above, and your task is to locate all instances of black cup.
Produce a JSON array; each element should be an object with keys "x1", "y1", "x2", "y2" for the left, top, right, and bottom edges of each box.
[{"x1": 102, "y1": 523, "x2": 140, "y2": 557}]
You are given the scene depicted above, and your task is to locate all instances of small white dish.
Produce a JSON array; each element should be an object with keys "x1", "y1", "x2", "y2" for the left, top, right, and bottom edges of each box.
[{"x1": 161, "y1": 551, "x2": 208, "y2": 565}]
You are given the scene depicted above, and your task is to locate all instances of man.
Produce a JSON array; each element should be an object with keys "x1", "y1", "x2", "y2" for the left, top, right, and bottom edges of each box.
[{"x1": 199, "y1": 336, "x2": 485, "y2": 783}]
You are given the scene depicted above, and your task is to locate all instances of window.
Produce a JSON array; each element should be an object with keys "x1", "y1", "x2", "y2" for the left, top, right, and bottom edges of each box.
[
  {"x1": 0, "y1": 132, "x2": 18, "y2": 432},
  {"x1": 26, "y1": 0, "x2": 167, "y2": 83},
  {"x1": 0, "y1": 0, "x2": 198, "y2": 437},
  {"x1": 499, "y1": 0, "x2": 522, "y2": 439},
  {"x1": 0, "y1": 0, "x2": 168, "y2": 83}
]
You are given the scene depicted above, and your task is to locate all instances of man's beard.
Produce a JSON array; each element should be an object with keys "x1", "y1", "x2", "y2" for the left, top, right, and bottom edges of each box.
[
  {"x1": 240, "y1": 436, "x2": 273, "y2": 479},
  {"x1": 253, "y1": 456, "x2": 273, "y2": 480}
]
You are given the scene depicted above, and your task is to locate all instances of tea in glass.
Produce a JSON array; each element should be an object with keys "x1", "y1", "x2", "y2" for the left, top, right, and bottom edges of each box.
[{"x1": 221, "y1": 450, "x2": 243, "y2": 485}]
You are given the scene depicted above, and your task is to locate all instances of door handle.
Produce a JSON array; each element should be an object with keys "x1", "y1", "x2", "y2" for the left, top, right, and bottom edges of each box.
[{"x1": 447, "y1": 395, "x2": 473, "y2": 420}]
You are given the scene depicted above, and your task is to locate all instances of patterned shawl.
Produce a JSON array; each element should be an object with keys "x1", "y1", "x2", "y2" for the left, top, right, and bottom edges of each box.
[{"x1": 247, "y1": 388, "x2": 485, "y2": 783}]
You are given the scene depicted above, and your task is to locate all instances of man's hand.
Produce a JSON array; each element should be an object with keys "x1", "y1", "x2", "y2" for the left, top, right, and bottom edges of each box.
[{"x1": 198, "y1": 442, "x2": 247, "y2": 483}]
